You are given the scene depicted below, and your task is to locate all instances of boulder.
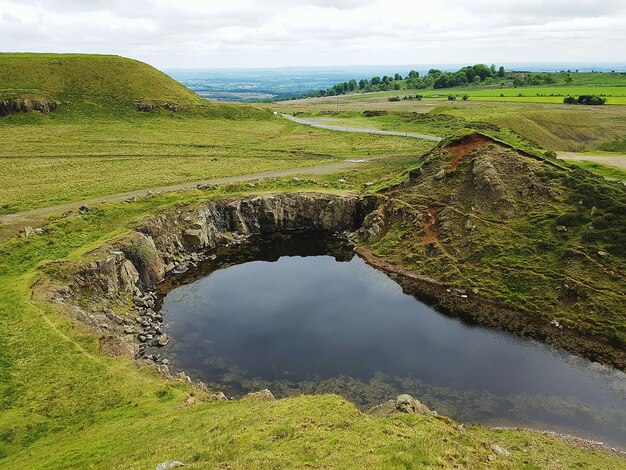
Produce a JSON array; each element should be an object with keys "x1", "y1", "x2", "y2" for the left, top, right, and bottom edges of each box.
[{"x1": 395, "y1": 394, "x2": 431, "y2": 415}]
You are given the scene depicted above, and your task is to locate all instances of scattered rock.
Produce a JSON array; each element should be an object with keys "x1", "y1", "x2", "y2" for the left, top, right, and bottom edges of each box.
[
  {"x1": 292, "y1": 177, "x2": 301, "y2": 182},
  {"x1": 23, "y1": 226, "x2": 34, "y2": 237},
  {"x1": 197, "y1": 183, "x2": 217, "y2": 191},
  {"x1": 363, "y1": 182, "x2": 374, "y2": 187},
  {"x1": 550, "y1": 319, "x2": 563, "y2": 329},
  {"x1": 598, "y1": 250, "x2": 609, "y2": 258},
  {"x1": 61, "y1": 210, "x2": 73, "y2": 218},
  {"x1": 243, "y1": 389, "x2": 275, "y2": 401},
  {"x1": 155, "y1": 461, "x2": 185, "y2": 470},
  {"x1": 214, "y1": 392, "x2": 227, "y2": 401},
  {"x1": 556, "y1": 225, "x2": 567, "y2": 232},
  {"x1": 156, "y1": 334, "x2": 169, "y2": 347},
  {"x1": 79, "y1": 205, "x2": 91, "y2": 214},
  {"x1": 337, "y1": 178, "x2": 347, "y2": 184},
  {"x1": 490, "y1": 444, "x2": 510, "y2": 456}
]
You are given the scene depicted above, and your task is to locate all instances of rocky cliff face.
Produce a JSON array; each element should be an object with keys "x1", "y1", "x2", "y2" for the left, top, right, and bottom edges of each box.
[
  {"x1": 56, "y1": 192, "x2": 376, "y2": 375},
  {"x1": 0, "y1": 99, "x2": 60, "y2": 116},
  {"x1": 62, "y1": 192, "x2": 376, "y2": 334}
]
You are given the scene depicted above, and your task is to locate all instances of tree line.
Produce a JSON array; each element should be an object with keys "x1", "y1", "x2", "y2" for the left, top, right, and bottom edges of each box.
[{"x1": 300, "y1": 65, "x2": 580, "y2": 98}]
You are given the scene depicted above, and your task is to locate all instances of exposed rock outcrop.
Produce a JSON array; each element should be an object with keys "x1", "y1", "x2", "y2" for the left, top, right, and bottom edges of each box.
[
  {"x1": 59, "y1": 193, "x2": 377, "y2": 361},
  {"x1": 0, "y1": 99, "x2": 60, "y2": 116},
  {"x1": 134, "y1": 101, "x2": 179, "y2": 112}
]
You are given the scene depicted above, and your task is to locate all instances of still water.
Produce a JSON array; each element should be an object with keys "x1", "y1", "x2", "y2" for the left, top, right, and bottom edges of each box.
[{"x1": 156, "y1": 233, "x2": 626, "y2": 446}]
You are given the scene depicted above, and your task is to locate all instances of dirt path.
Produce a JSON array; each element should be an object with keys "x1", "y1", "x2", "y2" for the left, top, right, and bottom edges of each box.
[
  {"x1": 0, "y1": 161, "x2": 364, "y2": 234},
  {"x1": 282, "y1": 114, "x2": 443, "y2": 142},
  {"x1": 557, "y1": 152, "x2": 626, "y2": 170}
]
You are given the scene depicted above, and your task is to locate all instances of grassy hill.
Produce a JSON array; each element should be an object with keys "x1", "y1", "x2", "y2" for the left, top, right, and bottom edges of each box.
[
  {"x1": 0, "y1": 53, "x2": 204, "y2": 106},
  {"x1": 365, "y1": 133, "x2": 626, "y2": 353}
]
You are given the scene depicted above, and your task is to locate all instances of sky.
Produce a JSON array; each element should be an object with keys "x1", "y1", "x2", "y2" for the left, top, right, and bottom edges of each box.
[{"x1": 1, "y1": 0, "x2": 625, "y2": 69}]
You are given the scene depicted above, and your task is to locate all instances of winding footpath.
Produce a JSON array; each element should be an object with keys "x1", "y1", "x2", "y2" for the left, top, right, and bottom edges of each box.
[
  {"x1": 1, "y1": 115, "x2": 442, "y2": 234},
  {"x1": 281, "y1": 114, "x2": 443, "y2": 142},
  {"x1": 0, "y1": 161, "x2": 361, "y2": 226}
]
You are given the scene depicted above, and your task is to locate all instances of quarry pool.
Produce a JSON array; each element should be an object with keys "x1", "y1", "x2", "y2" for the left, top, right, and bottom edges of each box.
[{"x1": 155, "y1": 233, "x2": 626, "y2": 447}]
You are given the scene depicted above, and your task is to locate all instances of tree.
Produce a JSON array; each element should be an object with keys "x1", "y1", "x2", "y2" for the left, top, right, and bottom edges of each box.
[
  {"x1": 472, "y1": 64, "x2": 492, "y2": 80},
  {"x1": 498, "y1": 66, "x2": 505, "y2": 77},
  {"x1": 394, "y1": 73, "x2": 403, "y2": 81},
  {"x1": 358, "y1": 79, "x2": 367, "y2": 89},
  {"x1": 434, "y1": 75, "x2": 449, "y2": 88},
  {"x1": 348, "y1": 79, "x2": 357, "y2": 92},
  {"x1": 370, "y1": 76, "x2": 381, "y2": 85},
  {"x1": 490, "y1": 64, "x2": 496, "y2": 75},
  {"x1": 428, "y1": 68, "x2": 442, "y2": 77},
  {"x1": 407, "y1": 70, "x2": 419, "y2": 79}
]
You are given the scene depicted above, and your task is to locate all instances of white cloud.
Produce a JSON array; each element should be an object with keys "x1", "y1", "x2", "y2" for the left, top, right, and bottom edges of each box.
[{"x1": 0, "y1": 0, "x2": 623, "y2": 67}]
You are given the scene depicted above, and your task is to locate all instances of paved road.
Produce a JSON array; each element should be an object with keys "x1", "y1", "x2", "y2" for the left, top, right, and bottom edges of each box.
[
  {"x1": 0, "y1": 161, "x2": 363, "y2": 226},
  {"x1": 282, "y1": 114, "x2": 443, "y2": 142},
  {"x1": 557, "y1": 152, "x2": 626, "y2": 171}
]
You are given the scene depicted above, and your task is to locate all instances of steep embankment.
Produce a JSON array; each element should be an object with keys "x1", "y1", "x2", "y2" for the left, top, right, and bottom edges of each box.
[{"x1": 361, "y1": 133, "x2": 626, "y2": 365}]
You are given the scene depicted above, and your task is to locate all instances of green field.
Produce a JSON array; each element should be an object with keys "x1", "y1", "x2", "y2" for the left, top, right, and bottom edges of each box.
[
  {"x1": 332, "y1": 86, "x2": 626, "y2": 104},
  {"x1": 0, "y1": 114, "x2": 430, "y2": 215},
  {"x1": 275, "y1": 99, "x2": 626, "y2": 157}
]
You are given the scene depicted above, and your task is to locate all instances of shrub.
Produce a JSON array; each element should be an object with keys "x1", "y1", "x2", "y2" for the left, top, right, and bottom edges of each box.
[
  {"x1": 388, "y1": 96, "x2": 401, "y2": 102},
  {"x1": 462, "y1": 95, "x2": 469, "y2": 101},
  {"x1": 563, "y1": 95, "x2": 606, "y2": 105},
  {"x1": 447, "y1": 95, "x2": 456, "y2": 101}
]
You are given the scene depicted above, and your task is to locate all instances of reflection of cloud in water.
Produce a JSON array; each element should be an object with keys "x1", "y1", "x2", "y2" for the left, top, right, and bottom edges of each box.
[{"x1": 158, "y1": 234, "x2": 626, "y2": 446}]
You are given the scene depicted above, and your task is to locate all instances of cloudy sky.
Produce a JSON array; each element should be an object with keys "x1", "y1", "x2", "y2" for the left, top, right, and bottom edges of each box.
[{"x1": 1, "y1": 0, "x2": 624, "y2": 68}]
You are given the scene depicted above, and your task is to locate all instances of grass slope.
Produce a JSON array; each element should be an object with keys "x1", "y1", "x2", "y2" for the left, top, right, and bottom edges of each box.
[
  {"x1": 0, "y1": 53, "x2": 203, "y2": 105},
  {"x1": 1, "y1": 188, "x2": 623, "y2": 469},
  {"x1": 368, "y1": 135, "x2": 626, "y2": 346},
  {"x1": 275, "y1": 98, "x2": 626, "y2": 155}
]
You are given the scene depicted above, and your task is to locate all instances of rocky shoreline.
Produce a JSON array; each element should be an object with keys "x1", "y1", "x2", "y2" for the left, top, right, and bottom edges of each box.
[{"x1": 52, "y1": 192, "x2": 374, "y2": 387}]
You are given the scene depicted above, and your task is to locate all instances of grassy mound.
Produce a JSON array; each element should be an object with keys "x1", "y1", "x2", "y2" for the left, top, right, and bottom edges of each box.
[
  {"x1": 0, "y1": 53, "x2": 269, "y2": 120},
  {"x1": 0, "y1": 53, "x2": 202, "y2": 105},
  {"x1": 368, "y1": 134, "x2": 626, "y2": 349}
]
